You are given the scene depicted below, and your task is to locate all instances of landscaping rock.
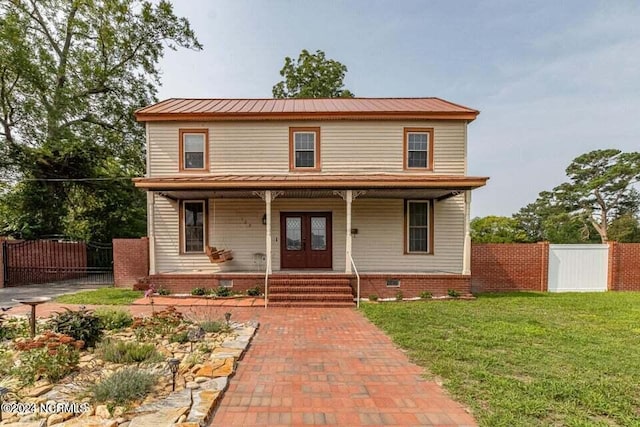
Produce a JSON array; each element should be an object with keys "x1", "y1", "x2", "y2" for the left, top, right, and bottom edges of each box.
[
  {"x1": 195, "y1": 358, "x2": 234, "y2": 378},
  {"x1": 46, "y1": 412, "x2": 74, "y2": 426},
  {"x1": 26, "y1": 384, "x2": 53, "y2": 397},
  {"x1": 94, "y1": 405, "x2": 111, "y2": 419},
  {"x1": 60, "y1": 416, "x2": 117, "y2": 427},
  {"x1": 128, "y1": 407, "x2": 189, "y2": 427}
]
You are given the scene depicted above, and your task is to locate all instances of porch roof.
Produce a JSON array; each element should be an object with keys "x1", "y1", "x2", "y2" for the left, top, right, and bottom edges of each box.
[{"x1": 134, "y1": 173, "x2": 488, "y2": 200}]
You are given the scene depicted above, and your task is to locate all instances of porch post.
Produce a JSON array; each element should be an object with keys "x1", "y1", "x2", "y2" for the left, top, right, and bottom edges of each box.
[
  {"x1": 265, "y1": 190, "x2": 272, "y2": 274},
  {"x1": 345, "y1": 189, "x2": 353, "y2": 274},
  {"x1": 147, "y1": 193, "x2": 156, "y2": 275},
  {"x1": 462, "y1": 190, "x2": 471, "y2": 275}
]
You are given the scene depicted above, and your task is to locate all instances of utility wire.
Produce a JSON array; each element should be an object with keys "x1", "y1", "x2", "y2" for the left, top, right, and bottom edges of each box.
[{"x1": 0, "y1": 177, "x2": 136, "y2": 182}]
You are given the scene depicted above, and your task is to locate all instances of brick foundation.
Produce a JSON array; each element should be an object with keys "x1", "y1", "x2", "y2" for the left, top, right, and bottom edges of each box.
[
  {"x1": 471, "y1": 243, "x2": 549, "y2": 293},
  {"x1": 358, "y1": 274, "x2": 470, "y2": 298},
  {"x1": 609, "y1": 242, "x2": 640, "y2": 291},
  {"x1": 113, "y1": 238, "x2": 149, "y2": 287},
  {"x1": 141, "y1": 272, "x2": 469, "y2": 298}
]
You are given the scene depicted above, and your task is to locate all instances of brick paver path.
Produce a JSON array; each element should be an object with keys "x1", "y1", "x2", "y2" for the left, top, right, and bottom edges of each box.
[
  {"x1": 6, "y1": 300, "x2": 476, "y2": 426},
  {"x1": 212, "y1": 308, "x2": 476, "y2": 426}
]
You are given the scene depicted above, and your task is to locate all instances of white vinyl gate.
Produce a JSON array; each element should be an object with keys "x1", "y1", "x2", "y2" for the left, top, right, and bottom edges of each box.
[{"x1": 548, "y1": 244, "x2": 609, "y2": 292}]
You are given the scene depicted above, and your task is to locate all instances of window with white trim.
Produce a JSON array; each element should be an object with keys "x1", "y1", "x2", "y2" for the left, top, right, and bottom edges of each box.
[
  {"x1": 406, "y1": 200, "x2": 430, "y2": 253},
  {"x1": 180, "y1": 130, "x2": 207, "y2": 170},
  {"x1": 183, "y1": 201, "x2": 205, "y2": 253},
  {"x1": 404, "y1": 128, "x2": 433, "y2": 170},
  {"x1": 290, "y1": 127, "x2": 320, "y2": 170}
]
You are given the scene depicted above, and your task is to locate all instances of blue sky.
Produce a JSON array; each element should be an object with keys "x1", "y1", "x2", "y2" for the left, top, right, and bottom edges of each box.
[{"x1": 156, "y1": 0, "x2": 640, "y2": 218}]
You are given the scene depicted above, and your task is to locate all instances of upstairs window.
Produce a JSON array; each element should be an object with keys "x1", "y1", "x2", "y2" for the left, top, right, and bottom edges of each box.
[
  {"x1": 405, "y1": 200, "x2": 433, "y2": 254},
  {"x1": 182, "y1": 200, "x2": 206, "y2": 253},
  {"x1": 289, "y1": 127, "x2": 321, "y2": 171},
  {"x1": 404, "y1": 128, "x2": 433, "y2": 170},
  {"x1": 179, "y1": 129, "x2": 209, "y2": 171}
]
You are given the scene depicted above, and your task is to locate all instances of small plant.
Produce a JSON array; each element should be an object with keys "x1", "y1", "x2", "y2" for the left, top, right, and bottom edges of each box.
[
  {"x1": 200, "y1": 320, "x2": 229, "y2": 333},
  {"x1": 395, "y1": 291, "x2": 404, "y2": 301},
  {"x1": 169, "y1": 331, "x2": 189, "y2": 344},
  {"x1": 197, "y1": 343, "x2": 211, "y2": 353},
  {"x1": 92, "y1": 367, "x2": 157, "y2": 405},
  {"x1": 0, "y1": 348, "x2": 13, "y2": 376},
  {"x1": 185, "y1": 352, "x2": 205, "y2": 365},
  {"x1": 14, "y1": 332, "x2": 81, "y2": 384},
  {"x1": 131, "y1": 306, "x2": 184, "y2": 340},
  {"x1": 447, "y1": 289, "x2": 461, "y2": 298},
  {"x1": 420, "y1": 291, "x2": 432, "y2": 299},
  {"x1": 369, "y1": 294, "x2": 379, "y2": 302},
  {"x1": 191, "y1": 287, "x2": 206, "y2": 296},
  {"x1": 97, "y1": 340, "x2": 162, "y2": 364},
  {"x1": 158, "y1": 287, "x2": 171, "y2": 296},
  {"x1": 246, "y1": 286, "x2": 262, "y2": 297},
  {"x1": 0, "y1": 314, "x2": 29, "y2": 340},
  {"x1": 214, "y1": 286, "x2": 232, "y2": 297},
  {"x1": 49, "y1": 308, "x2": 103, "y2": 348},
  {"x1": 95, "y1": 309, "x2": 133, "y2": 331}
]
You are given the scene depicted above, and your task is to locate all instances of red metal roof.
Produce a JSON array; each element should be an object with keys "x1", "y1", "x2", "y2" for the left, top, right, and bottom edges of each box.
[
  {"x1": 135, "y1": 98, "x2": 479, "y2": 122},
  {"x1": 133, "y1": 173, "x2": 488, "y2": 191}
]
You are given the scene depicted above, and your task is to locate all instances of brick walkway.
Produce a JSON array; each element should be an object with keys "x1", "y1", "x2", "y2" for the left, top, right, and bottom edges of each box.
[
  {"x1": 211, "y1": 308, "x2": 476, "y2": 426},
  {"x1": 5, "y1": 301, "x2": 476, "y2": 426}
]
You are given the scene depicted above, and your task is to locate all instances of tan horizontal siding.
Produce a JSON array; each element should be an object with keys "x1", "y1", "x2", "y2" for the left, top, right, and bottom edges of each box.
[
  {"x1": 352, "y1": 196, "x2": 464, "y2": 273},
  {"x1": 147, "y1": 120, "x2": 466, "y2": 176},
  {"x1": 151, "y1": 195, "x2": 464, "y2": 274}
]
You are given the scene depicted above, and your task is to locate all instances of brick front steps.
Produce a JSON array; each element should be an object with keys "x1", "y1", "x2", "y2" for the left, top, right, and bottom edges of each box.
[{"x1": 268, "y1": 277, "x2": 355, "y2": 308}]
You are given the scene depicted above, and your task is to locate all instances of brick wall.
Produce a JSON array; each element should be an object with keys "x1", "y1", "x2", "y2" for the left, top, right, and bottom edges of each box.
[
  {"x1": 609, "y1": 242, "x2": 640, "y2": 291},
  {"x1": 471, "y1": 242, "x2": 549, "y2": 293},
  {"x1": 358, "y1": 274, "x2": 471, "y2": 298},
  {"x1": 144, "y1": 273, "x2": 263, "y2": 294},
  {"x1": 113, "y1": 238, "x2": 149, "y2": 288}
]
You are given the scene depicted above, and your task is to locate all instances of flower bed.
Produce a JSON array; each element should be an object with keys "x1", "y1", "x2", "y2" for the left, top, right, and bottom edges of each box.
[{"x1": 0, "y1": 307, "x2": 257, "y2": 426}]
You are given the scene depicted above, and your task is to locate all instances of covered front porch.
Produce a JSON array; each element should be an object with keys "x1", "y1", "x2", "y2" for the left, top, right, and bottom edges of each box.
[{"x1": 134, "y1": 174, "x2": 487, "y2": 303}]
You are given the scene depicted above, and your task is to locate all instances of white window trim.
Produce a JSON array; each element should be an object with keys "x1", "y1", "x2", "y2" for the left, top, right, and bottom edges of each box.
[
  {"x1": 182, "y1": 200, "x2": 206, "y2": 254},
  {"x1": 293, "y1": 131, "x2": 317, "y2": 168},
  {"x1": 406, "y1": 200, "x2": 430, "y2": 254}
]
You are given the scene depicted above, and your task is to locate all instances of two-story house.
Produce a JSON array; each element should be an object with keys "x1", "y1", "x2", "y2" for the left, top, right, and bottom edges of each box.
[{"x1": 133, "y1": 98, "x2": 488, "y2": 306}]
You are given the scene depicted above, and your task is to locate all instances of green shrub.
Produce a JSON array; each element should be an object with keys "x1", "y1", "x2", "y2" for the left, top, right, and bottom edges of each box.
[
  {"x1": 0, "y1": 314, "x2": 29, "y2": 340},
  {"x1": 95, "y1": 309, "x2": 133, "y2": 331},
  {"x1": 49, "y1": 308, "x2": 103, "y2": 348},
  {"x1": 214, "y1": 286, "x2": 232, "y2": 297},
  {"x1": 92, "y1": 368, "x2": 157, "y2": 405},
  {"x1": 246, "y1": 286, "x2": 261, "y2": 296},
  {"x1": 97, "y1": 340, "x2": 163, "y2": 364},
  {"x1": 191, "y1": 287, "x2": 206, "y2": 296},
  {"x1": 0, "y1": 348, "x2": 13, "y2": 376},
  {"x1": 368, "y1": 294, "x2": 378, "y2": 302},
  {"x1": 420, "y1": 291, "x2": 432, "y2": 299},
  {"x1": 169, "y1": 331, "x2": 189, "y2": 344},
  {"x1": 132, "y1": 306, "x2": 185, "y2": 340},
  {"x1": 200, "y1": 320, "x2": 229, "y2": 333},
  {"x1": 158, "y1": 287, "x2": 171, "y2": 296},
  {"x1": 395, "y1": 291, "x2": 404, "y2": 301},
  {"x1": 14, "y1": 333, "x2": 81, "y2": 384},
  {"x1": 447, "y1": 289, "x2": 461, "y2": 298}
]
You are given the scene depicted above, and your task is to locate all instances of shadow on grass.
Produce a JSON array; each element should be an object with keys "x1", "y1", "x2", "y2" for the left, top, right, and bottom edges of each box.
[{"x1": 474, "y1": 291, "x2": 548, "y2": 299}]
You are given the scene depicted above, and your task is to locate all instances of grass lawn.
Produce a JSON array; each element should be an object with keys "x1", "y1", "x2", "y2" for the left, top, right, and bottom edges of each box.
[
  {"x1": 55, "y1": 288, "x2": 143, "y2": 305},
  {"x1": 361, "y1": 293, "x2": 640, "y2": 427}
]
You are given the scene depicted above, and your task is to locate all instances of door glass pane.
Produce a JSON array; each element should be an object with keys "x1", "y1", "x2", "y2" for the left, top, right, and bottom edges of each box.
[
  {"x1": 286, "y1": 217, "x2": 302, "y2": 250},
  {"x1": 184, "y1": 202, "x2": 204, "y2": 252},
  {"x1": 311, "y1": 217, "x2": 326, "y2": 250}
]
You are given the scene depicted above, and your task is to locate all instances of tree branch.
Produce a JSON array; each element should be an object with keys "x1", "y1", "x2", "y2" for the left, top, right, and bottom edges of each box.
[{"x1": 26, "y1": 0, "x2": 62, "y2": 58}]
